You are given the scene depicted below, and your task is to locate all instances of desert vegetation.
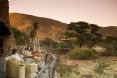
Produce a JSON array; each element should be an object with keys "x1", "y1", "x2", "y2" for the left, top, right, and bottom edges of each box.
[
  {"x1": 63, "y1": 21, "x2": 117, "y2": 58},
  {"x1": 56, "y1": 21, "x2": 117, "y2": 78},
  {"x1": 68, "y1": 48, "x2": 97, "y2": 60},
  {"x1": 11, "y1": 16, "x2": 117, "y2": 78},
  {"x1": 12, "y1": 20, "x2": 117, "y2": 58},
  {"x1": 11, "y1": 27, "x2": 29, "y2": 46}
]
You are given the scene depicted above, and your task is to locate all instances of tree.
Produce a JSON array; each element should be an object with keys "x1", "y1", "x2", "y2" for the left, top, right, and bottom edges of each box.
[
  {"x1": 30, "y1": 22, "x2": 39, "y2": 39},
  {"x1": 90, "y1": 24, "x2": 100, "y2": 33},
  {"x1": 11, "y1": 27, "x2": 28, "y2": 46},
  {"x1": 29, "y1": 22, "x2": 40, "y2": 50},
  {"x1": 65, "y1": 22, "x2": 102, "y2": 48},
  {"x1": 105, "y1": 36, "x2": 117, "y2": 51},
  {"x1": 86, "y1": 24, "x2": 102, "y2": 48},
  {"x1": 65, "y1": 21, "x2": 90, "y2": 48}
]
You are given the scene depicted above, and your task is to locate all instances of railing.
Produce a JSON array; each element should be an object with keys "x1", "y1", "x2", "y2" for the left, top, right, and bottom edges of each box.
[{"x1": 36, "y1": 51, "x2": 58, "y2": 78}]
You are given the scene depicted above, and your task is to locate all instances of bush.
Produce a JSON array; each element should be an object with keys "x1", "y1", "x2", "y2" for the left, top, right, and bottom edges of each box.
[
  {"x1": 68, "y1": 48, "x2": 97, "y2": 60},
  {"x1": 94, "y1": 62, "x2": 109, "y2": 75},
  {"x1": 11, "y1": 27, "x2": 28, "y2": 45},
  {"x1": 57, "y1": 42, "x2": 70, "y2": 49},
  {"x1": 101, "y1": 50, "x2": 117, "y2": 56},
  {"x1": 40, "y1": 37, "x2": 58, "y2": 48},
  {"x1": 57, "y1": 64, "x2": 72, "y2": 77}
]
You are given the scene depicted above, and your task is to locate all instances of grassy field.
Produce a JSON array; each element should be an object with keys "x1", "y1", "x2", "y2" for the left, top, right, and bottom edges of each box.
[{"x1": 57, "y1": 56, "x2": 117, "y2": 78}]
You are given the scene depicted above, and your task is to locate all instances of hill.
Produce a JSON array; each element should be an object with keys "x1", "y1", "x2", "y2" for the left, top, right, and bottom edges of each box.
[
  {"x1": 9, "y1": 13, "x2": 67, "y2": 41},
  {"x1": 99, "y1": 26, "x2": 117, "y2": 37},
  {"x1": 9, "y1": 13, "x2": 117, "y2": 41}
]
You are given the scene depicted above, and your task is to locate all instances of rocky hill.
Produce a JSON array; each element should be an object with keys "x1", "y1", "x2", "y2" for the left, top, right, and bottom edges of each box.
[
  {"x1": 9, "y1": 13, "x2": 117, "y2": 41},
  {"x1": 9, "y1": 13, "x2": 67, "y2": 41}
]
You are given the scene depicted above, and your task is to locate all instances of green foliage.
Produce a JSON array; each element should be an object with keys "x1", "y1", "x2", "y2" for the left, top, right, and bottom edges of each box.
[
  {"x1": 73, "y1": 70, "x2": 80, "y2": 75},
  {"x1": 57, "y1": 64, "x2": 72, "y2": 77},
  {"x1": 105, "y1": 36, "x2": 117, "y2": 51},
  {"x1": 65, "y1": 21, "x2": 102, "y2": 48},
  {"x1": 101, "y1": 51, "x2": 117, "y2": 56},
  {"x1": 100, "y1": 36, "x2": 117, "y2": 56},
  {"x1": 57, "y1": 42, "x2": 71, "y2": 49},
  {"x1": 40, "y1": 37, "x2": 57, "y2": 48},
  {"x1": 66, "y1": 21, "x2": 90, "y2": 48},
  {"x1": 86, "y1": 33, "x2": 102, "y2": 48},
  {"x1": 11, "y1": 27, "x2": 28, "y2": 45},
  {"x1": 30, "y1": 22, "x2": 39, "y2": 38},
  {"x1": 94, "y1": 62, "x2": 110, "y2": 75},
  {"x1": 68, "y1": 48, "x2": 97, "y2": 60},
  {"x1": 54, "y1": 42, "x2": 70, "y2": 54},
  {"x1": 90, "y1": 24, "x2": 100, "y2": 33}
]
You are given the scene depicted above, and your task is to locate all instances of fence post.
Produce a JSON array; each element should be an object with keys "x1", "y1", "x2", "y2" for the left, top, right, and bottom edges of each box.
[
  {"x1": 48, "y1": 66, "x2": 50, "y2": 78},
  {"x1": 45, "y1": 54, "x2": 48, "y2": 66},
  {"x1": 51, "y1": 57, "x2": 58, "y2": 78}
]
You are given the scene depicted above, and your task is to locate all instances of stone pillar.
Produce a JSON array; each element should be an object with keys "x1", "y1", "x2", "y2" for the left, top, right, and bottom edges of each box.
[
  {"x1": 0, "y1": 1, "x2": 14, "y2": 76},
  {"x1": 0, "y1": 0, "x2": 14, "y2": 56}
]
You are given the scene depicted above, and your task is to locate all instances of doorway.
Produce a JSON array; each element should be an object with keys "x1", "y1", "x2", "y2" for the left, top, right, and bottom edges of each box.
[{"x1": 0, "y1": 22, "x2": 10, "y2": 56}]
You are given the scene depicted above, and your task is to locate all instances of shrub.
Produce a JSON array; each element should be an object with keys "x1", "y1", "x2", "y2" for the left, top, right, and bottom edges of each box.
[
  {"x1": 73, "y1": 70, "x2": 80, "y2": 75},
  {"x1": 57, "y1": 42, "x2": 70, "y2": 49},
  {"x1": 94, "y1": 62, "x2": 109, "y2": 75},
  {"x1": 68, "y1": 48, "x2": 97, "y2": 60},
  {"x1": 57, "y1": 64, "x2": 72, "y2": 77},
  {"x1": 40, "y1": 37, "x2": 58, "y2": 48},
  {"x1": 11, "y1": 27, "x2": 28, "y2": 45},
  {"x1": 54, "y1": 42, "x2": 70, "y2": 54},
  {"x1": 101, "y1": 50, "x2": 117, "y2": 56}
]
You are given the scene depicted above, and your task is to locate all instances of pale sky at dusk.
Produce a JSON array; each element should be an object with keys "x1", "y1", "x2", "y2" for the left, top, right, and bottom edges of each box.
[{"x1": 9, "y1": 0, "x2": 117, "y2": 26}]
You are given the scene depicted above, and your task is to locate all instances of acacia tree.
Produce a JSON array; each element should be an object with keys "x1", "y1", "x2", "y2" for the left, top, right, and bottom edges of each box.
[
  {"x1": 65, "y1": 21, "x2": 90, "y2": 48},
  {"x1": 86, "y1": 24, "x2": 102, "y2": 48},
  {"x1": 65, "y1": 21, "x2": 102, "y2": 48}
]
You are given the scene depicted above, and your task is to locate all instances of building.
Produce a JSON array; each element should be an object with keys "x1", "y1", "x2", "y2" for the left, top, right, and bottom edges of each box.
[
  {"x1": 0, "y1": 0, "x2": 14, "y2": 56},
  {"x1": 0, "y1": 1, "x2": 15, "y2": 76}
]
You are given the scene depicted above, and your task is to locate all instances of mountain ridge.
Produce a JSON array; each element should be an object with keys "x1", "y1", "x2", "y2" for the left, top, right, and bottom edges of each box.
[
  {"x1": 9, "y1": 13, "x2": 67, "y2": 41},
  {"x1": 9, "y1": 13, "x2": 117, "y2": 41}
]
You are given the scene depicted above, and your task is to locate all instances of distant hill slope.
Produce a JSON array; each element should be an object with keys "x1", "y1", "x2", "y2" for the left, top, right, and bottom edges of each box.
[
  {"x1": 9, "y1": 13, "x2": 67, "y2": 41},
  {"x1": 99, "y1": 26, "x2": 117, "y2": 37},
  {"x1": 9, "y1": 13, "x2": 117, "y2": 41}
]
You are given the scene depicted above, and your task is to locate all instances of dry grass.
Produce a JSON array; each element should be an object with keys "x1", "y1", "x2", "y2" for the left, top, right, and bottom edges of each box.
[
  {"x1": 9, "y1": 13, "x2": 67, "y2": 41},
  {"x1": 58, "y1": 55, "x2": 117, "y2": 78}
]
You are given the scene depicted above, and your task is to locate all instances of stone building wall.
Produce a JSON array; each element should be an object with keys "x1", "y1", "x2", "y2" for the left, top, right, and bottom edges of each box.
[
  {"x1": 0, "y1": 0, "x2": 9, "y2": 25},
  {"x1": 0, "y1": 0, "x2": 15, "y2": 56}
]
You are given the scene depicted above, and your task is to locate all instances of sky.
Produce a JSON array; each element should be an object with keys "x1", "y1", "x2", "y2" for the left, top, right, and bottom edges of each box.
[{"x1": 9, "y1": 0, "x2": 117, "y2": 26}]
